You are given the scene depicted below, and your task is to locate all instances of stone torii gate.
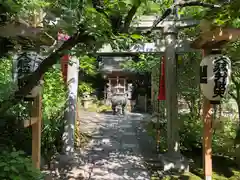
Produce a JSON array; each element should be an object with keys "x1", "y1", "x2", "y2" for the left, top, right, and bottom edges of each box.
[{"x1": 98, "y1": 15, "x2": 199, "y2": 170}]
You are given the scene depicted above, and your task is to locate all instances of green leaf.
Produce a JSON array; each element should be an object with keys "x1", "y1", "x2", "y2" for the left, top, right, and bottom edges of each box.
[
  {"x1": 0, "y1": 162, "x2": 7, "y2": 167},
  {"x1": 131, "y1": 34, "x2": 142, "y2": 40},
  {"x1": 3, "y1": 166, "x2": 10, "y2": 171}
]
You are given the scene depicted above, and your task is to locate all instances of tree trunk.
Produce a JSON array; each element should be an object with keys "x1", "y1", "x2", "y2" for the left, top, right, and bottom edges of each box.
[
  {"x1": 234, "y1": 88, "x2": 240, "y2": 167},
  {"x1": 0, "y1": 29, "x2": 94, "y2": 114}
]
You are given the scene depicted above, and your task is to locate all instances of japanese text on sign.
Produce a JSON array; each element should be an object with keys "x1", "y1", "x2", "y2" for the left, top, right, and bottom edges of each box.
[
  {"x1": 200, "y1": 65, "x2": 208, "y2": 84},
  {"x1": 212, "y1": 56, "x2": 229, "y2": 98}
]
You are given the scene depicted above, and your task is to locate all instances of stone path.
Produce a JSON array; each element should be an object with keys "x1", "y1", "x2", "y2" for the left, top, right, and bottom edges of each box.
[
  {"x1": 79, "y1": 112, "x2": 151, "y2": 180},
  {"x1": 44, "y1": 111, "x2": 156, "y2": 180}
]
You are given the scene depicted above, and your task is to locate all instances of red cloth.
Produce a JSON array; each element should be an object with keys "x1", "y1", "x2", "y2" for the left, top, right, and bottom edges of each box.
[
  {"x1": 58, "y1": 32, "x2": 70, "y2": 84},
  {"x1": 158, "y1": 56, "x2": 166, "y2": 100},
  {"x1": 61, "y1": 55, "x2": 70, "y2": 84}
]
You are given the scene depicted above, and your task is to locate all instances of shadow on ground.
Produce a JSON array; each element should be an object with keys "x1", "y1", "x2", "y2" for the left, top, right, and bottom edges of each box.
[
  {"x1": 43, "y1": 112, "x2": 151, "y2": 180},
  {"x1": 43, "y1": 111, "x2": 240, "y2": 180}
]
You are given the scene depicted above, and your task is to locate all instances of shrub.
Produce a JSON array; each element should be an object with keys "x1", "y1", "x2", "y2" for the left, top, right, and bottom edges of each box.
[
  {"x1": 145, "y1": 112, "x2": 237, "y2": 157},
  {"x1": 0, "y1": 149, "x2": 44, "y2": 180},
  {"x1": 78, "y1": 82, "x2": 94, "y2": 96},
  {"x1": 41, "y1": 110, "x2": 65, "y2": 167}
]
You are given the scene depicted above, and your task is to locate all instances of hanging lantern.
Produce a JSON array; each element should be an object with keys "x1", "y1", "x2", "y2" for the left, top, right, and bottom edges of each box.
[
  {"x1": 12, "y1": 51, "x2": 44, "y2": 100},
  {"x1": 200, "y1": 54, "x2": 231, "y2": 104}
]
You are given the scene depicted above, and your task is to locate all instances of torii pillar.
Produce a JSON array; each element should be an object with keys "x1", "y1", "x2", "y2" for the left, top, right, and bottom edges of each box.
[{"x1": 191, "y1": 22, "x2": 240, "y2": 180}]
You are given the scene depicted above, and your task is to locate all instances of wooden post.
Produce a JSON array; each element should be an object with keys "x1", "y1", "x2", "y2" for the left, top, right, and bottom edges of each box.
[
  {"x1": 31, "y1": 94, "x2": 42, "y2": 169},
  {"x1": 202, "y1": 48, "x2": 216, "y2": 180},
  {"x1": 190, "y1": 23, "x2": 240, "y2": 180},
  {"x1": 202, "y1": 97, "x2": 213, "y2": 180}
]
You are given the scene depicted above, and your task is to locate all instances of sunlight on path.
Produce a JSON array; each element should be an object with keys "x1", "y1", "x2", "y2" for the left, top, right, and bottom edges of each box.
[{"x1": 79, "y1": 113, "x2": 150, "y2": 180}]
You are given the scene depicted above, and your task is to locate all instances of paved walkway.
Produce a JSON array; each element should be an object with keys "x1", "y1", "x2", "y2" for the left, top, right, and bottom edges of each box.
[
  {"x1": 79, "y1": 112, "x2": 151, "y2": 180},
  {"x1": 44, "y1": 111, "x2": 155, "y2": 180}
]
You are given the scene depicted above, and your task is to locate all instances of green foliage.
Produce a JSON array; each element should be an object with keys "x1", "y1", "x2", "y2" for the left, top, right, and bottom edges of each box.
[
  {"x1": 204, "y1": 0, "x2": 240, "y2": 26},
  {"x1": 0, "y1": 59, "x2": 67, "y2": 167},
  {"x1": 41, "y1": 66, "x2": 67, "y2": 165},
  {"x1": 41, "y1": 111, "x2": 64, "y2": 167},
  {"x1": 0, "y1": 149, "x2": 44, "y2": 180},
  {"x1": 180, "y1": 113, "x2": 236, "y2": 156},
  {"x1": 146, "y1": 111, "x2": 239, "y2": 178},
  {"x1": 0, "y1": 115, "x2": 32, "y2": 154},
  {"x1": 1, "y1": 0, "x2": 50, "y2": 20},
  {"x1": 179, "y1": 114, "x2": 203, "y2": 152},
  {"x1": 42, "y1": 67, "x2": 67, "y2": 119},
  {"x1": 0, "y1": 59, "x2": 15, "y2": 101},
  {"x1": 1, "y1": 0, "x2": 240, "y2": 178},
  {"x1": 146, "y1": 112, "x2": 237, "y2": 156},
  {"x1": 79, "y1": 55, "x2": 97, "y2": 76},
  {"x1": 122, "y1": 54, "x2": 158, "y2": 73},
  {"x1": 177, "y1": 53, "x2": 201, "y2": 116},
  {"x1": 78, "y1": 82, "x2": 94, "y2": 95}
]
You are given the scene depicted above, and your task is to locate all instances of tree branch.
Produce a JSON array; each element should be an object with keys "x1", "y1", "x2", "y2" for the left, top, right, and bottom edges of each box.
[
  {"x1": 0, "y1": 28, "x2": 95, "y2": 113},
  {"x1": 177, "y1": 0, "x2": 221, "y2": 8},
  {"x1": 91, "y1": 0, "x2": 109, "y2": 18},
  {"x1": 149, "y1": 0, "x2": 221, "y2": 32},
  {"x1": 121, "y1": 0, "x2": 142, "y2": 33},
  {"x1": 0, "y1": 0, "x2": 142, "y2": 113}
]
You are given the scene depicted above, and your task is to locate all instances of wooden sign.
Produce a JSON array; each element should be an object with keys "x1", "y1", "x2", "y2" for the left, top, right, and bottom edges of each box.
[{"x1": 12, "y1": 51, "x2": 43, "y2": 100}]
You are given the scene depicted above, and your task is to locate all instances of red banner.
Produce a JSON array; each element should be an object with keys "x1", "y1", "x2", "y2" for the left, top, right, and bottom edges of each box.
[
  {"x1": 58, "y1": 32, "x2": 70, "y2": 84},
  {"x1": 61, "y1": 55, "x2": 70, "y2": 84},
  {"x1": 158, "y1": 56, "x2": 166, "y2": 100}
]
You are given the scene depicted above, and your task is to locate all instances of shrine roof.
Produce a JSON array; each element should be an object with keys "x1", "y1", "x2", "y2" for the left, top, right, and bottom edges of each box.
[{"x1": 191, "y1": 26, "x2": 240, "y2": 49}]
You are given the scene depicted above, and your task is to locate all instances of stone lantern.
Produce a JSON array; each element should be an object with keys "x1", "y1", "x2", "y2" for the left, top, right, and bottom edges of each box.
[{"x1": 81, "y1": 92, "x2": 92, "y2": 109}]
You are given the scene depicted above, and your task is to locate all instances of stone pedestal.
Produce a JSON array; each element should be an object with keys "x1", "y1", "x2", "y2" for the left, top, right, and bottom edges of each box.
[
  {"x1": 158, "y1": 152, "x2": 189, "y2": 172},
  {"x1": 82, "y1": 99, "x2": 92, "y2": 109},
  {"x1": 43, "y1": 154, "x2": 84, "y2": 179}
]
